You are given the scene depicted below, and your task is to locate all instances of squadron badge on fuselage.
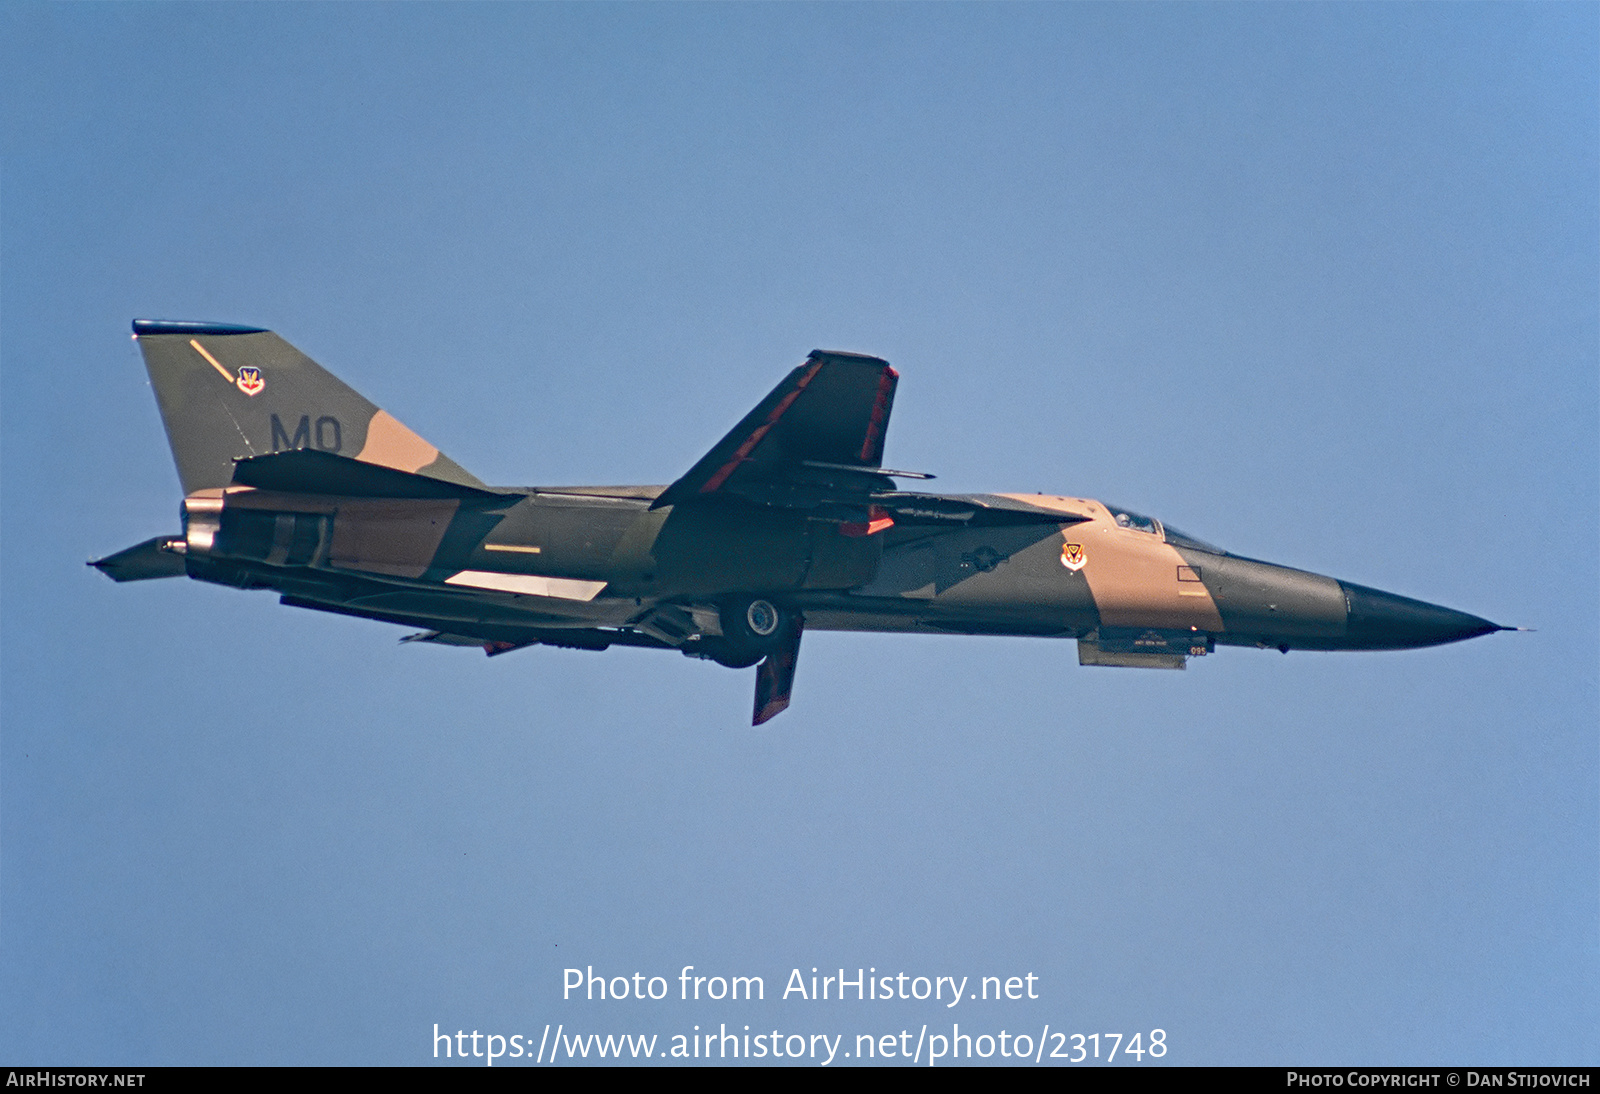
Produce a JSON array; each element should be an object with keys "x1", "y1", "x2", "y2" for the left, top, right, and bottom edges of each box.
[
  {"x1": 236, "y1": 366, "x2": 265, "y2": 396},
  {"x1": 1061, "y1": 542, "x2": 1086, "y2": 571}
]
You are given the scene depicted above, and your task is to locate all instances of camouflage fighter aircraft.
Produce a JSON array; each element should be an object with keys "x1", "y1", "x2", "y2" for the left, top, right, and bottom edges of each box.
[{"x1": 95, "y1": 320, "x2": 1511, "y2": 724}]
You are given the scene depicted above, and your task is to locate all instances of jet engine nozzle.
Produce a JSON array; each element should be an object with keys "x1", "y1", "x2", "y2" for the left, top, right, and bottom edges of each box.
[{"x1": 181, "y1": 494, "x2": 225, "y2": 558}]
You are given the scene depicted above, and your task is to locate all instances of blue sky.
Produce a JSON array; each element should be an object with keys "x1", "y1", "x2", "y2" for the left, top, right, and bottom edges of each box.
[{"x1": 3, "y1": 3, "x2": 1595, "y2": 1065}]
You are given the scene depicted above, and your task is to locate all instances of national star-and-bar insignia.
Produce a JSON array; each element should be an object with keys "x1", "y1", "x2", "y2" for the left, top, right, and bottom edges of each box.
[
  {"x1": 1061, "y1": 542, "x2": 1086, "y2": 571},
  {"x1": 236, "y1": 366, "x2": 265, "y2": 396}
]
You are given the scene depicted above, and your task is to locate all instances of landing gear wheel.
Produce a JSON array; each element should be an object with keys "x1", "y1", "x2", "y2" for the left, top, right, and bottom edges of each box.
[
  {"x1": 744, "y1": 599, "x2": 780, "y2": 639},
  {"x1": 718, "y1": 597, "x2": 790, "y2": 664}
]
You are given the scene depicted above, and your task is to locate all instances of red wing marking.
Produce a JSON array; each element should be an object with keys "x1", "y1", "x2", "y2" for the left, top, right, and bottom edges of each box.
[
  {"x1": 858, "y1": 365, "x2": 897, "y2": 462},
  {"x1": 699, "y1": 359, "x2": 826, "y2": 495}
]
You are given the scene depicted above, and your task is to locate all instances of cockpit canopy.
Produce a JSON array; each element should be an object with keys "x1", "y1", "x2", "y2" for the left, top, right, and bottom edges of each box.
[
  {"x1": 1106, "y1": 504, "x2": 1227, "y2": 555},
  {"x1": 1110, "y1": 506, "x2": 1160, "y2": 535}
]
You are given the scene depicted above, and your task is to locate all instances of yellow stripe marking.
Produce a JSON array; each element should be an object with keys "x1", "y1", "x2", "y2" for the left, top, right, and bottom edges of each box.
[
  {"x1": 1178, "y1": 590, "x2": 1210, "y2": 597},
  {"x1": 484, "y1": 543, "x2": 541, "y2": 554},
  {"x1": 190, "y1": 340, "x2": 234, "y2": 383}
]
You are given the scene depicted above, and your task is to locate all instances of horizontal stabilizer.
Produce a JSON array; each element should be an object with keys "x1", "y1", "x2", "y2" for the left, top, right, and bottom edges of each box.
[
  {"x1": 90, "y1": 536, "x2": 187, "y2": 582},
  {"x1": 281, "y1": 595, "x2": 672, "y2": 652},
  {"x1": 232, "y1": 449, "x2": 514, "y2": 502},
  {"x1": 400, "y1": 631, "x2": 538, "y2": 656}
]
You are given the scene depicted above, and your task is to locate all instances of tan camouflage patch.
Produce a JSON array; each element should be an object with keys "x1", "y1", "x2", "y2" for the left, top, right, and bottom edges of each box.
[
  {"x1": 995, "y1": 493, "x2": 1094, "y2": 519},
  {"x1": 356, "y1": 409, "x2": 440, "y2": 473},
  {"x1": 1074, "y1": 502, "x2": 1225, "y2": 631},
  {"x1": 327, "y1": 498, "x2": 458, "y2": 578}
]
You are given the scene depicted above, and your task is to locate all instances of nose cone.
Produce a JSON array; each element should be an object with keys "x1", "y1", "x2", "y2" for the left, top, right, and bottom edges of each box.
[{"x1": 1339, "y1": 581, "x2": 1504, "y2": 650}]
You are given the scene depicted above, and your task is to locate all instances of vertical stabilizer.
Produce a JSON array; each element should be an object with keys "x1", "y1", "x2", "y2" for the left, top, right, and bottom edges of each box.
[{"x1": 132, "y1": 319, "x2": 483, "y2": 494}]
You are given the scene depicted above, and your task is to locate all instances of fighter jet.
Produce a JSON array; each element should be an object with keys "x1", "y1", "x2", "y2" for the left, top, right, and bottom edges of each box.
[{"x1": 95, "y1": 320, "x2": 1510, "y2": 724}]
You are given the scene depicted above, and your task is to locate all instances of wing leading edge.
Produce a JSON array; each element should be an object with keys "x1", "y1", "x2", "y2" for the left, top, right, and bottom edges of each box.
[{"x1": 652, "y1": 350, "x2": 899, "y2": 510}]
